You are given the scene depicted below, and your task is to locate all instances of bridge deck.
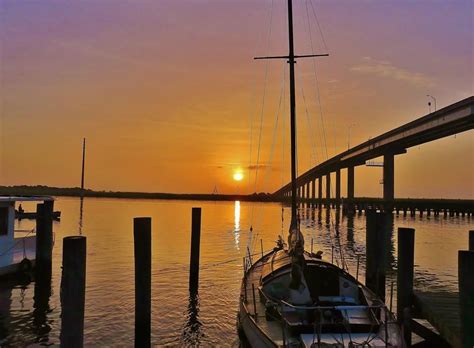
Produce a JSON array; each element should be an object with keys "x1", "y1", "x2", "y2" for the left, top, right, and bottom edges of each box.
[{"x1": 275, "y1": 96, "x2": 474, "y2": 196}]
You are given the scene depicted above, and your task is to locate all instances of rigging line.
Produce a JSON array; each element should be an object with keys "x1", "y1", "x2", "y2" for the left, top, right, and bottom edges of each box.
[
  {"x1": 247, "y1": 0, "x2": 275, "y2": 192},
  {"x1": 309, "y1": 0, "x2": 329, "y2": 53},
  {"x1": 297, "y1": 65, "x2": 318, "y2": 167},
  {"x1": 304, "y1": 0, "x2": 329, "y2": 161},
  {"x1": 304, "y1": 0, "x2": 347, "y2": 270},
  {"x1": 281, "y1": 65, "x2": 287, "y2": 188},
  {"x1": 249, "y1": 0, "x2": 275, "y2": 230},
  {"x1": 253, "y1": 0, "x2": 275, "y2": 195},
  {"x1": 250, "y1": 62, "x2": 286, "y2": 252}
]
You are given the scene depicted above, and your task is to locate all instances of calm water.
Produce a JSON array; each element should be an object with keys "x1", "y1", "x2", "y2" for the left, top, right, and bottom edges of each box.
[{"x1": 0, "y1": 197, "x2": 472, "y2": 346}]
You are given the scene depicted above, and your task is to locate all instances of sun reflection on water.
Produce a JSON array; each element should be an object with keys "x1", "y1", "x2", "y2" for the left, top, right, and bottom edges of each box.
[{"x1": 234, "y1": 200, "x2": 240, "y2": 250}]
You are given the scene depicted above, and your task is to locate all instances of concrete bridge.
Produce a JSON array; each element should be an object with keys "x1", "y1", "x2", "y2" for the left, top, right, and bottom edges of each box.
[{"x1": 274, "y1": 96, "x2": 474, "y2": 210}]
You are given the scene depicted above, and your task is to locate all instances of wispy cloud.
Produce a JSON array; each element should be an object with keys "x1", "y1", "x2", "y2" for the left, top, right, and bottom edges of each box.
[{"x1": 351, "y1": 57, "x2": 435, "y2": 88}]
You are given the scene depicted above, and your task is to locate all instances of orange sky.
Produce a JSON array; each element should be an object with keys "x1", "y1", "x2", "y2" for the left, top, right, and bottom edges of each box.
[{"x1": 0, "y1": 1, "x2": 473, "y2": 198}]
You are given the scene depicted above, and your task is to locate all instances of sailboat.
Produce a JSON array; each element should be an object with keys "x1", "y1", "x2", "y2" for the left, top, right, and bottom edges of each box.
[{"x1": 237, "y1": 1, "x2": 403, "y2": 347}]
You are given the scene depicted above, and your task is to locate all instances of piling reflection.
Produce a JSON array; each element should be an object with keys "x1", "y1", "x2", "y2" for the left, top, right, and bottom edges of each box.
[
  {"x1": 346, "y1": 213, "x2": 355, "y2": 245},
  {"x1": 181, "y1": 292, "x2": 203, "y2": 347},
  {"x1": 0, "y1": 286, "x2": 12, "y2": 342},
  {"x1": 385, "y1": 213, "x2": 395, "y2": 271},
  {"x1": 78, "y1": 197, "x2": 84, "y2": 235},
  {"x1": 33, "y1": 269, "x2": 52, "y2": 343}
]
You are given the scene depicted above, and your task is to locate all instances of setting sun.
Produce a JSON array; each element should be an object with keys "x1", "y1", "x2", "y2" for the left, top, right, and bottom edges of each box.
[{"x1": 233, "y1": 172, "x2": 244, "y2": 181}]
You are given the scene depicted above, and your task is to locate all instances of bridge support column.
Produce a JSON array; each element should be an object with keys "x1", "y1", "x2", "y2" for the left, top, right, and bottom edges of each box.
[
  {"x1": 326, "y1": 173, "x2": 331, "y2": 207},
  {"x1": 318, "y1": 177, "x2": 322, "y2": 207},
  {"x1": 311, "y1": 179, "x2": 316, "y2": 203},
  {"x1": 347, "y1": 166, "x2": 354, "y2": 199},
  {"x1": 335, "y1": 169, "x2": 341, "y2": 206},
  {"x1": 305, "y1": 182, "x2": 310, "y2": 201},
  {"x1": 383, "y1": 154, "x2": 395, "y2": 208}
]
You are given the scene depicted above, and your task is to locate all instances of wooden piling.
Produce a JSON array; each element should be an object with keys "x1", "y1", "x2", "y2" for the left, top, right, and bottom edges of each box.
[
  {"x1": 35, "y1": 200, "x2": 54, "y2": 275},
  {"x1": 189, "y1": 207, "x2": 202, "y2": 293},
  {"x1": 134, "y1": 217, "x2": 151, "y2": 347},
  {"x1": 459, "y1": 250, "x2": 474, "y2": 348},
  {"x1": 397, "y1": 227, "x2": 415, "y2": 346},
  {"x1": 60, "y1": 236, "x2": 87, "y2": 348},
  {"x1": 365, "y1": 210, "x2": 387, "y2": 300},
  {"x1": 469, "y1": 230, "x2": 474, "y2": 251}
]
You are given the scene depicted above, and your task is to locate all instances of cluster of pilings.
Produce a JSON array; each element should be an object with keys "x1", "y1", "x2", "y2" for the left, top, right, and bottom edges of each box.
[
  {"x1": 364, "y1": 209, "x2": 474, "y2": 347},
  {"x1": 37, "y1": 206, "x2": 203, "y2": 347}
]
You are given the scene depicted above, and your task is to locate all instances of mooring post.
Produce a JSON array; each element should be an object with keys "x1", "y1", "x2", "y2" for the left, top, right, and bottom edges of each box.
[
  {"x1": 34, "y1": 202, "x2": 54, "y2": 340},
  {"x1": 35, "y1": 200, "x2": 54, "y2": 276},
  {"x1": 365, "y1": 210, "x2": 387, "y2": 300},
  {"x1": 397, "y1": 227, "x2": 415, "y2": 347},
  {"x1": 469, "y1": 230, "x2": 474, "y2": 251},
  {"x1": 189, "y1": 207, "x2": 202, "y2": 294},
  {"x1": 459, "y1": 248, "x2": 474, "y2": 348},
  {"x1": 134, "y1": 217, "x2": 151, "y2": 347},
  {"x1": 60, "y1": 236, "x2": 87, "y2": 348}
]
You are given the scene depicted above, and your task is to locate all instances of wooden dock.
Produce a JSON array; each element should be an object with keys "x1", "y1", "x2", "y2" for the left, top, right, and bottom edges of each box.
[
  {"x1": 397, "y1": 229, "x2": 473, "y2": 348},
  {"x1": 413, "y1": 291, "x2": 460, "y2": 347}
]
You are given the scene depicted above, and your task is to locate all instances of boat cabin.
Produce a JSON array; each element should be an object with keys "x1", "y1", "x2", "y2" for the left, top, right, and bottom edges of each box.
[{"x1": 0, "y1": 196, "x2": 54, "y2": 277}]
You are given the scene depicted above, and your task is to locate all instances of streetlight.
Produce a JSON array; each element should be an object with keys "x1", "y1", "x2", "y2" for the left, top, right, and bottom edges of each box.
[
  {"x1": 427, "y1": 94, "x2": 437, "y2": 112},
  {"x1": 348, "y1": 123, "x2": 356, "y2": 150}
]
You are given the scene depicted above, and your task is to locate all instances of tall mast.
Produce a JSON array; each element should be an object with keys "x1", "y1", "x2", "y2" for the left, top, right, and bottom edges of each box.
[
  {"x1": 81, "y1": 138, "x2": 86, "y2": 197},
  {"x1": 287, "y1": 0, "x2": 298, "y2": 229},
  {"x1": 253, "y1": 0, "x2": 328, "y2": 233}
]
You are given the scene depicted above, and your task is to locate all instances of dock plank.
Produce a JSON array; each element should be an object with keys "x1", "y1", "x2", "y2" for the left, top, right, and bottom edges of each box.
[{"x1": 413, "y1": 291, "x2": 461, "y2": 348}]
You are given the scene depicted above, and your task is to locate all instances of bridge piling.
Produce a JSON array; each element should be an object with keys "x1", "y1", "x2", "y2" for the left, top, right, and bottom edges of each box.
[
  {"x1": 318, "y1": 176, "x2": 322, "y2": 207},
  {"x1": 325, "y1": 173, "x2": 331, "y2": 207}
]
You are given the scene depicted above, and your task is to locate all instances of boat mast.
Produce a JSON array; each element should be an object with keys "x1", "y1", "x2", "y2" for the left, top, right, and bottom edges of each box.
[
  {"x1": 287, "y1": 0, "x2": 298, "y2": 230},
  {"x1": 254, "y1": 0, "x2": 327, "y2": 233}
]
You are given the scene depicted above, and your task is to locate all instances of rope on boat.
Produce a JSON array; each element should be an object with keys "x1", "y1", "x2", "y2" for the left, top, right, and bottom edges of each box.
[
  {"x1": 248, "y1": 0, "x2": 276, "y2": 246},
  {"x1": 0, "y1": 228, "x2": 36, "y2": 257}
]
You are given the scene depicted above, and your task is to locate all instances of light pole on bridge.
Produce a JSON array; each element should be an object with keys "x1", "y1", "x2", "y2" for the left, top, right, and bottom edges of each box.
[{"x1": 427, "y1": 94, "x2": 437, "y2": 113}]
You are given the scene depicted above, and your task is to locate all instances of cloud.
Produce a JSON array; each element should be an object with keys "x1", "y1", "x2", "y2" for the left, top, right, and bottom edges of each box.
[
  {"x1": 351, "y1": 58, "x2": 435, "y2": 88},
  {"x1": 247, "y1": 164, "x2": 267, "y2": 170}
]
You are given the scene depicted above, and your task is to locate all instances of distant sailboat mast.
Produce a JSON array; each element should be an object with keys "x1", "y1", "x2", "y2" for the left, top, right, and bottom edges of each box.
[{"x1": 81, "y1": 138, "x2": 86, "y2": 197}]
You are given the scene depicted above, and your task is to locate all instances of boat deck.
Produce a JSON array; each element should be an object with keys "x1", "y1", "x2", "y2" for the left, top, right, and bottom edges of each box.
[{"x1": 243, "y1": 252, "x2": 287, "y2": 346}]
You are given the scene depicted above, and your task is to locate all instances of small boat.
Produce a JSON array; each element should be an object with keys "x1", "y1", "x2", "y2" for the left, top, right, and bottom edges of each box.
[
  {"x1": 237, "y1": 1, "x2": 403, "y2": 346},
  {"x1": 0, "y1": 196, "x2": 55, "y2": 277},
  {"x1": 15, "y1": 210, "x2": 61, "y2": 221}
]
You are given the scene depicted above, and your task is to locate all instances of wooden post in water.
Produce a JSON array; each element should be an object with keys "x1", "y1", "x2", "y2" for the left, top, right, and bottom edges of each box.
[
  {"x1": 397, "y1": 227, "x2": 415, "y2": 347},
  {"x1": 365, "y1": 210, "x2": 387, "y2": 300},
  {"x1": 459, "y1": 231, "x2": 474, "y2": 348},
  {"x1": 35, "y1": 200, "x2": 54, "y2": 276},
  {"x1": 134, "y1": 217, "x2": 151, "y2": 347},
  {"x1": 60, "y1": 236, "x2": 87, "y2": 348},
  {"x1": 189, "y1": 207, "x2": 202, "y2": 294},
  {"x1": 469, "y1": 230, "x2": 474, "y2": 251}
]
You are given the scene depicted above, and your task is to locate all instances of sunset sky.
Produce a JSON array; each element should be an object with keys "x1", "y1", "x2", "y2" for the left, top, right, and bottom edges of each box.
[{"x1": 1, "y1": 0, "x2": 472, "y2": 198}]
